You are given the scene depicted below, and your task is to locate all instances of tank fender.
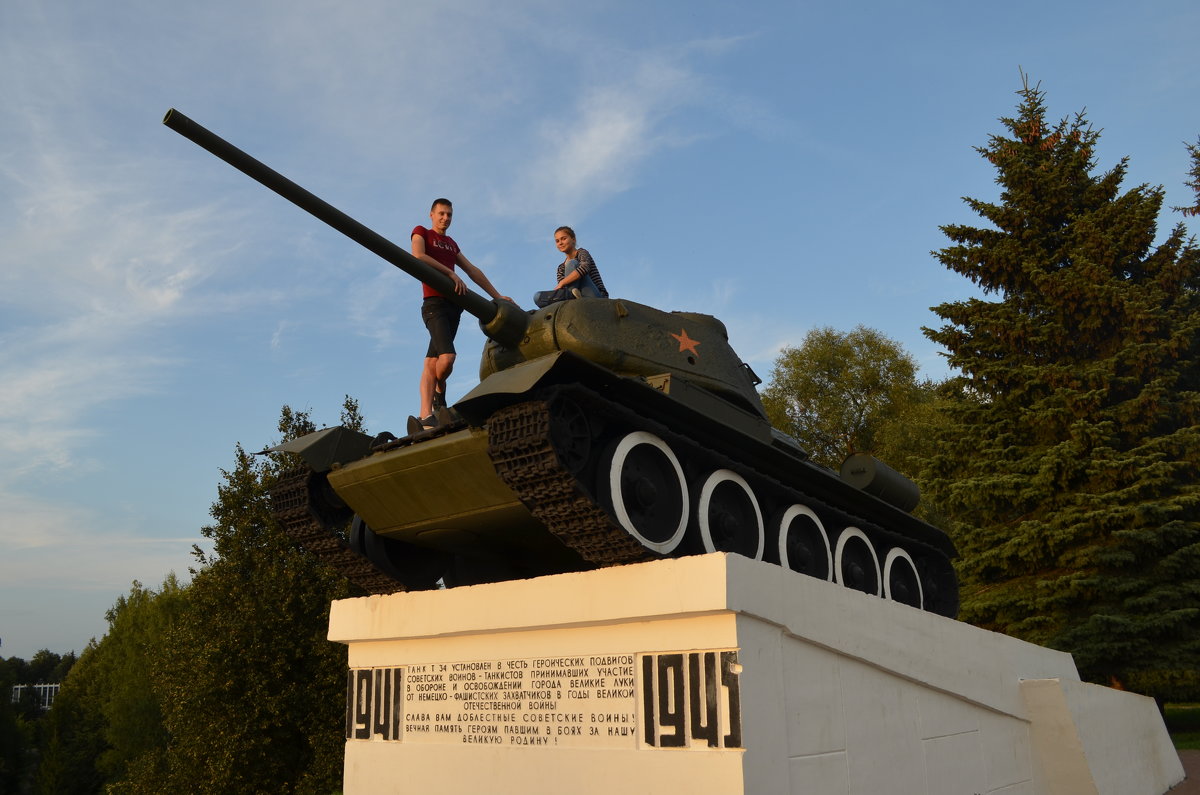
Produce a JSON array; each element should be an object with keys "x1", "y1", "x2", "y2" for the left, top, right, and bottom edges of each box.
[
  {"x1": 456, "y1": 352, "x2": 619, "y2": 426},
  {"x1": 265, "y1": 426, "x2": 375, "y2": 473}
]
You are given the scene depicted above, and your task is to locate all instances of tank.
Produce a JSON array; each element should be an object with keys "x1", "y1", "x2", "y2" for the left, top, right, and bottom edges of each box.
[{"x1": 164, "y1": 109, "x2": 959, "y2": 617}]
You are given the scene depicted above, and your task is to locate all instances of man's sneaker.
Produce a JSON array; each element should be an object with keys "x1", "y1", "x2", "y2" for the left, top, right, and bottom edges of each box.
[
  {"x1": 432, "y1": 391, "x2": 447, "y2": 411},
  {"x1": 570, "y1": 287, "x2": 583, "y2": 299}
]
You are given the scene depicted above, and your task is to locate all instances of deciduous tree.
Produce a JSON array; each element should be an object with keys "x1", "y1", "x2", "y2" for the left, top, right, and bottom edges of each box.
[
  {"x1": 0, "y1": 655, "x2": 35, "y2": 793},
  {"x1": 141, "y1": 400, "x2": 362, "y2": 794},
  {"x1": 33, "y1": 643, "x2": 106, "y2": 795},
  {"x1": 761, "y1": 325, "x2": 935, "y2": 472},
  {"x1": 34, "y1": 578, "x2": 183, "y2": 795}
]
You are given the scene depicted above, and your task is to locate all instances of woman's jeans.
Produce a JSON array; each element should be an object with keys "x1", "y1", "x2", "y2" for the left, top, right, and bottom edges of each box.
[{"x1": 533, "y1": 263, "x2": 602, "y2": 308}]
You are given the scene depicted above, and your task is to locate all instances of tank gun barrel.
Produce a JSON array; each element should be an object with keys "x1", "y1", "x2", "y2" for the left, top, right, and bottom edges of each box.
[{"x1": 162, "y1": 108, "x2": 527, "y2": 347}]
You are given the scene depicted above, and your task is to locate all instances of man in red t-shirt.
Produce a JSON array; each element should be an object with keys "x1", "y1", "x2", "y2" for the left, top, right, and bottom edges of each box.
[{"x1": 410, "y1": 198, "x2": 512, "y2": 431}]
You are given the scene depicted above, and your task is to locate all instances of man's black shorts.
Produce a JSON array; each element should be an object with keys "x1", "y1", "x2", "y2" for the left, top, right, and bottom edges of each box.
[{"x1": 422, "y1": 296, "x2": 463, "y2": 357}]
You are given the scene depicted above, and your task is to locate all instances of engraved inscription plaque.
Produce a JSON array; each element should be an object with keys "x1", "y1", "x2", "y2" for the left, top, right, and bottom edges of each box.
[{"x1": 346, "y1": 649, "x2": 741, "y2": 750}]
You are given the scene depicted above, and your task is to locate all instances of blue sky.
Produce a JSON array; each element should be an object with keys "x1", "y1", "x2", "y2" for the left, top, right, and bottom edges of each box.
[{"x1": 2, "y1": 0, "x2": 1197, "y2": 661}]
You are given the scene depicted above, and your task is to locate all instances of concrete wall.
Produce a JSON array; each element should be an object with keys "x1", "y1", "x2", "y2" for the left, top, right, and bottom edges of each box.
[{"x1": 329, "y1": 553, "x2": 1184, "y2": 795}]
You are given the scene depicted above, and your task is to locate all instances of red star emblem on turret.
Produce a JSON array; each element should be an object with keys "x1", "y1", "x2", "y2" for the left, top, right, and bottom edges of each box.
[{"x1": 670, "y1": 328, "x2": 701, "y2": 356}]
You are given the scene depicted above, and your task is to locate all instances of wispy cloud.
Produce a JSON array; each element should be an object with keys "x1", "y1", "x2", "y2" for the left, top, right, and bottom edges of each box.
[
  {"x1": 0, "y1": 521, "x2": 202, "y2": 588},
  {"x1": 499, "y1": 54, "x2": 707, "y2": 220},
  {"x1": 0, "y1": 128, "x2": 235, "y2": 476}
]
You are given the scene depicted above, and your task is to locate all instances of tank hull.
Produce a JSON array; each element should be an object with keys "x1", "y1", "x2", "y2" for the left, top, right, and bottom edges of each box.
[{"x1": 282, "y1": 348, "x2": 959, "y2": 617}]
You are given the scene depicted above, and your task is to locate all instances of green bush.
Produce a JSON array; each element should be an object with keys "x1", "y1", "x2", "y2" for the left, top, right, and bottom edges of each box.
[{"x1": 1165, "y1": 704, "x2": 1200, "y2": 750}]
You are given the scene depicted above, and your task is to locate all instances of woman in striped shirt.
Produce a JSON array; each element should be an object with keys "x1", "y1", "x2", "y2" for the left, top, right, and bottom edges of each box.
[{"x1": 534, "y1": 226, "x2": 609, "y2": 308}]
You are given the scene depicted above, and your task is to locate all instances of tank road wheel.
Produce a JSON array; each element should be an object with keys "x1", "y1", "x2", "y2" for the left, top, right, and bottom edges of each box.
[
  {"x1": 696, "y1": 470, "x2": 764, "y2": 560},
  {"x1": 834, "y1": 527, "x2": 881, "y2": 597},
  {"x1": 605, "y1": 431, "x2": 689, "y2": 554},
  {"x1": 882, "y1": 547, "x2": 923, "y2": 609},
  {"x1": 917, "y1": 557, "x2": 959, "y2": 618},
  {"x1": 775, "y1": 504, "x2": 833, "y2": 580}
]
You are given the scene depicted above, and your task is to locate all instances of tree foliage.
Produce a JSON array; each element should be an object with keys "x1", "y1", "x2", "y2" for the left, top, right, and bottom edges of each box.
[
  {"x1": 34, "y1": 398, "x2": 367, "y2": 793},
  {"x1": 1175, "y1": 137, "x2": 1200, "y2": 218},
  {"x1": 923, "y1": 78, "x2": 1200, "y2": 698},
  {"x1": 33, "y1": 643, "x2": 107, "y2": 795},
  {"x1": 761, "y1": 325, "x2": 935, "y2": 471},
  {"x1": 0, "y1": 656, "x2": 34, "y2": 793},
  {"x1": 2, "y1": 650, "x2": 77, "y2": 694},
  {"x1": 137, "y1": 399, "x2": 363, "y2": 794},
  {"x1": 33, "y1": 576, "x2": 183, "y2": 795},
  {"x1": 1, "y1": 649, "x2": 79, "y2": 793}
]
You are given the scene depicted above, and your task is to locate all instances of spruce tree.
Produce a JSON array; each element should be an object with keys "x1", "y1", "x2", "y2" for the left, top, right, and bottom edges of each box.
[{"x1": 923, "y1": 78, "x2": 1200, "y2": 699}]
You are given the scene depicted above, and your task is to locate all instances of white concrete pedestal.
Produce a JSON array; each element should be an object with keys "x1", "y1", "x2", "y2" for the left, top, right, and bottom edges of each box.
[{"x1": 329, "y1": 553, "x2": 1184, "y2": 795}]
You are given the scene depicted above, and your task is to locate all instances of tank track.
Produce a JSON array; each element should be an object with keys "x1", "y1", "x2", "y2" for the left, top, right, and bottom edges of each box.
[
  {"x1": 487, "y1": 400, "x2": 655, "y2": 566},
  {"x1": 272, "y1": 467, "x2": 405, "y2": 594},
  {"x1": 485, "y1": 389, "x2": 958, "y2": 616}
]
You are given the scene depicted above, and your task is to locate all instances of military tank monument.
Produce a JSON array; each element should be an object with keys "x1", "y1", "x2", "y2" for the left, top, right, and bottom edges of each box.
[
  {"x1": 164, "y1": 109, "x2": 959, "y2": 618},
  {"x1": 162, "y1": 110, "x2": 1194, "y2": 795}
]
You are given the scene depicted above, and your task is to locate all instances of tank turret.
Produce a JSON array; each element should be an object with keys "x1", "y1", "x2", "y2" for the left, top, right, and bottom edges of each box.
[{"x1": 165, "y1": 110, "x2": 959, "y2": 617}]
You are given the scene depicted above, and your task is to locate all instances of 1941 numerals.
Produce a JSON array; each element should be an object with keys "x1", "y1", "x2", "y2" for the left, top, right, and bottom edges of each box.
[{"x1": 641, "y1": 651, "x2": 742, "y2": 749}]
